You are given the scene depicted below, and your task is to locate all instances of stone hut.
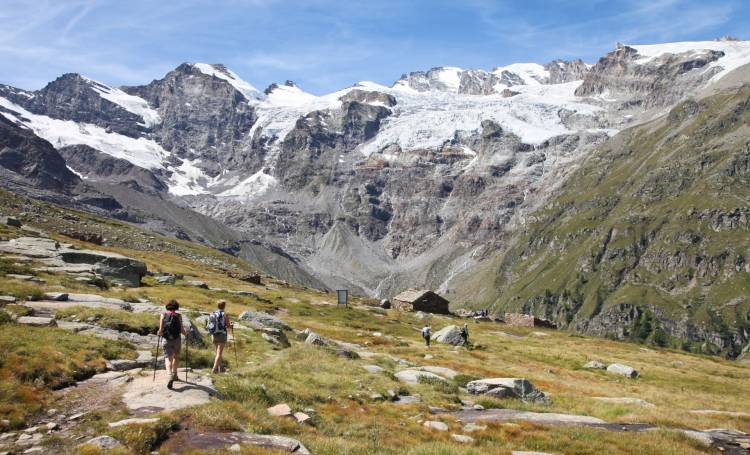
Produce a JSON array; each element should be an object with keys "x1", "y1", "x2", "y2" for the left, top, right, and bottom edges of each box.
[
  {"x1": 392, "y1": 289, "x2": 450, "y2": 314},
  {"x1": 504, "y1": 313, "x2": 557, "y2": 329}
]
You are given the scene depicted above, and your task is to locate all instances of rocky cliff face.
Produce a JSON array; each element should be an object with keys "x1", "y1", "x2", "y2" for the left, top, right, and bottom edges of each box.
[{"x1": 452, "y1": 84, "x2": 750, "y2": 357}]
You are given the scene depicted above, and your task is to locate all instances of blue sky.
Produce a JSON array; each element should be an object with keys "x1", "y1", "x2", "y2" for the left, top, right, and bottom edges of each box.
[{"x1": 0, "y1": 0, "x2": 747, "y2": 94}]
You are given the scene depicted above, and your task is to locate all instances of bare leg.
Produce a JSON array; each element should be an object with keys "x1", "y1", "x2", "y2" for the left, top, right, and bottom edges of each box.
[
  {"x1": 172, "y1": 352, "x2": 180, "y2": 376},
  {"x1": 213, "y1": 343, "x2": 225, "y2": 372}
]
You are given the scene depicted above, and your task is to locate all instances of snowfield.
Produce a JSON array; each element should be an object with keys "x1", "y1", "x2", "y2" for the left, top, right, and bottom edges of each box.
[
  {"x1": 84, "y1": 77, "x2": 162, "y2": 127},
  {"x1": 0, "y1": 96, "x2": 168, "y2": 170},
  {"x1": 630, "y1": 40, "x2": 750, "y2": 82}
]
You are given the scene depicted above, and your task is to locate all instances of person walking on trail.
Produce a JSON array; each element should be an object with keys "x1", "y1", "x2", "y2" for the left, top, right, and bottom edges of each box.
[
  {"x1": 207, "y1": 300, "x2": 233, "y2": 373},
  {"x1": 421, "y1": 324, "x2": 431, "y2": 348},
  {"x1": 157, "y1": 299, "x2": 187, "y2": 389},
  {"x1": 460, "y1": 323, "x2": 469, "y2": 346}
]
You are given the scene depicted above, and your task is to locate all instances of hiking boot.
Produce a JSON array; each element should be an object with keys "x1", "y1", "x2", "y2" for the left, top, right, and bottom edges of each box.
[{"x1": 167, "y1": 378, "x2": 174, "y2": 389}]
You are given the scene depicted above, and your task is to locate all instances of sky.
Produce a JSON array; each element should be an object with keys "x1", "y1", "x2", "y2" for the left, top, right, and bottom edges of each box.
[{"x1": 0, "y1": 0, "x2": 748, "y2": 95}]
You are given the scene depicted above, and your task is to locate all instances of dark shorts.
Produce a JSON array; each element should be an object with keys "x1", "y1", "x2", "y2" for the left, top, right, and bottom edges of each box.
[
  {"x1": 164, "y1": 337, "x2": 181, "y2": 357},
  {"x1": 212, "y1": 332, "x2": 228, "y2": 344}
]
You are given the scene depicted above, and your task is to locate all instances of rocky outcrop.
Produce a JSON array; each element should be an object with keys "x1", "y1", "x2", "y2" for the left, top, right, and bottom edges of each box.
[
  {"x1": 0, "y1": 237, "x2": 146, "y2": 287},
  {"x1": 0, "y1": 116, "x2": 80, "y2": 192},
  {"x1": 431, "y1": 325, "x2": 465, "y2": 346}
]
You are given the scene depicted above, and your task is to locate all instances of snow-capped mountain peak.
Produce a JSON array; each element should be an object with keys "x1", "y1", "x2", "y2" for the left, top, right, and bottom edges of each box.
[
  {"x1": 263, "y1": 81, "x2": 319, "y2": 107},
  {"x1": 192, "y1": 63, "x2": 263, "y2": 100}
]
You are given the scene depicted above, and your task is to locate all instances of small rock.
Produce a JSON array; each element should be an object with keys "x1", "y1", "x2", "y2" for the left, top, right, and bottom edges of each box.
[
  {"x1": 267, "y1": 404, "x2": 292, "y2": 417},
  {"x1": 185, "y1": 280, "x2": 208, "y2": 289},
  {"x1": 467, "y1": 378, "x2": 548, "y2": 403},
  {"x1": 451, "y1": 434, "x2": 474, "y2": 444},
  {"x1": 0, "y1": 296, "x2": 17, "y2": 303},
  {"x1": 423, "y1": 421, "x2": 449, "y2": 431},
  {"x1": 606, "y1": 363, "x2": 639, "y2": 378},
  {"x1": 22, "y1": 426, "x2": 39, "y2": 434},
  {"x1": 473, "y1": 404, "x2": 485, "y2": 410},
  {"x1": 16, "y1": 317, "x2": 56, "y2": 327},
  {"x1": 108, "y1": 418, "x2": 160, "y2": 428},
  {"x1": 155, "y1": 275, "x2": 176, "y2": 285},
  {"x1": 17, "y1": 433, "x2": 32, "y2": 441},
  {"x1": 68, "y1": 412, "x2": 86, "y2": 421},
  {"x1": 43, "y1": 292, "x2": 68, "y2": 301},
  {"x1": 379, "y1": 299, "x2": 391, "y2": 309},
  {"x1": 372, "y1": 332, "x2": 383, "y2": 337},
  {"x1": 23, "y1": 447, "x2": 44, "y2": 454},
  {"x1": 370, "y1": 393, "x2": 385, "y2": 401},
  {"x1": 462, "y1": 423, "x2": 487, "y2": 433},
  {"x1": 45, "y1": 422, "x2": 58, "y2": 431},
  {"x1": 583, "y1": 360, "x2": 606, "y2": 370},
  {"x1": 293, "y1": 412, "x2": 311, "y2": 424},
  {"x1": 228, "y1": 443, "x2": 241, "y2": 452},
  {"x1": 80, "y1": 435, "x2": 122, "y2": 450},
  {"x1": 46, "y1": 409, "x2": 57, "y2": 416},
  {"x1": 362, "y1": 364, "x2": 384, "y2": 374},
  {"x1": 0, "y1": 432, "x2": 16, "y2": 441}
]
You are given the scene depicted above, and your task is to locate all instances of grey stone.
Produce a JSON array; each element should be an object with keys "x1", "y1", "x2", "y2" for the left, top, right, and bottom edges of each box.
[
  {"x1": 267, "y1": 403, "x2": 292, "y2": 417},
  {"x1": 16, "y1": 316, "x2": 56, "y2": 327},
  {"x1": 417, "y1": 366, "x2": 459, "y2": 379},
  {"x1": 260, "y1": 327, "x2": 290, "y2": 348},
  {"x1": 155, "y1": 275, "x2": 176, "y2": 285},
  {"x1": 185, "y1": 280, "x2": 208, "y2": 289},
  {"x1": 394, "y1": 369, "x2": 447, "y2": 385},
  {"x1": 431, "y1": 325, "x2": 465, "y2": 346},
  {"x1": 0, "y1": 296, "x2": 17, "y2": 303},
  {"x1": 467, "y1": 378, "x2": 548, "y2": 403},
  {"x1": 80, "y1": 435, "x2": 122, "y2": 450},
  {"x1": 122, "y1": 371, "x2": 218, "y2": 412},
  {"x1": 606, "y1": 363, "x2": 639, "y2": 378},
  {"x1": 362, "y1": 364, "x2": 384, "y2": 374},
  {"x1": 451, "y1": 434, "x2": 474, "y2": 444},
  {"x1": 239, "y1": 311, "x2": 290, "y2": 330},
  {"x1": 43, "y1": 292, "x2": 68, "y2": 301},
  {"x1": 583, "y1": 360, "x2": 606, "y2": 369},
  {"x1": 462, "y1": 423, "x2": 487, "y2": 433},
  {"x1": 592, "y1": 397, "x2": 655, "y2": 408},
  {"x1": 423, "y1": 421, "x2": 449, "y2": 431},
  {"x1": 108, "y1": 418, "x2": 160, "y2": 428}
]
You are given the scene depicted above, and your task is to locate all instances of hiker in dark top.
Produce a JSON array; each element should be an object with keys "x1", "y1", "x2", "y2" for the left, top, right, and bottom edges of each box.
[
  {"x1": 158, "y1": 299, "x2": 187, "y2": 389},
  {"x1": 207, "y1": 300, "x2": 233, "y2": 374},
  {"x1": 460, "y1": 323, "x2": 469, "y2": 346}
]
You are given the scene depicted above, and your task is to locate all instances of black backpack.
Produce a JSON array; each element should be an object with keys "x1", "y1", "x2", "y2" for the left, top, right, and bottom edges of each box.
[{"x1": 163, "y1": 311, "x2": 182, "y2": 340}]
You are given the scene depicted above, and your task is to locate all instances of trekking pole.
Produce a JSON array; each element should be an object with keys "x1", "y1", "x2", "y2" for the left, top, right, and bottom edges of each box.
[
  {"x1": 184, "y1": 334, "x2": 189, "y2": 383},
  {"x1": 231, "y1": 325, "x2": 238, "y2": 367},
  {"x1": 152, "y1": 336, "x2": 161, "y2": 382}
]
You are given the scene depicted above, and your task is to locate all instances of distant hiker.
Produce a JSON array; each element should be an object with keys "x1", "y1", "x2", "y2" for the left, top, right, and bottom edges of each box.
[
  {"x1": 421, "y1": 324, "x2": 431, "y2": 348},
  {"x1": 207, "y1": 300, "x2": 233, "y2": 373},
  {"x1": 460, "y1": 323, "x2": 469, "y2": 345},
  {"x1": 158, "y1": 299, "x2": 187, "y2": 389}
]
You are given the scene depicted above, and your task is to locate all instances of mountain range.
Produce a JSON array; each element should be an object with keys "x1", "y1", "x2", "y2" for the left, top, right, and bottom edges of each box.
[{"x1": 1, "y1": 37, "x2": 750, "y2": 357}]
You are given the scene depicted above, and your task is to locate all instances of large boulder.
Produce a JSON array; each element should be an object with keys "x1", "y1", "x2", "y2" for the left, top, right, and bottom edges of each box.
[
  {"x1": 606, "y1": 363, "x2": 639, "y2": 378},
  {"x1": 182, "y1": 316, "x2": 207, "y2": 348},
  {"x1": 432, "y1": 325, "x2": 465, "y2": 346},
  {"x1": 59, "y1": 248, "x2": 146, "y2": 287},
  {"x1": 467, "y1": 378, "x2": 548, "y2": 403},
  {"x1": 261, "y1": 327, "x2": 290, "y2": 348},
  {"x1": 239, "y1": 311, "x2": 290, "y2": 330}
]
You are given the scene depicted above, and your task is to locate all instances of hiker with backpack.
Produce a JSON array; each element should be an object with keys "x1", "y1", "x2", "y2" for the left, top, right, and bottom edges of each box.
[
  {"x1": 421, "y1": 324, "x2": 431, "y2": 348},
  {"x1": 207, "y1": 300, "x2": 233, "y2": 373},
  {"x1": 460, "y1": 323, "x2": 469, "y2": 346},
  {"x1": 157, "y1": 299, "x2": 187, "y2": 389}
]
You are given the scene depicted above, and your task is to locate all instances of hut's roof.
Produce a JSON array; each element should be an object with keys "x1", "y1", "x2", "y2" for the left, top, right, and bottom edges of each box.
[{"x1": 393, "y1": 289, "x2": 433, "y2": 303}]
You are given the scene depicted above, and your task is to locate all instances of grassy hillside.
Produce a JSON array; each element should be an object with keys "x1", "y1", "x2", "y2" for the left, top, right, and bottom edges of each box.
[
  {"x1": 0, "y1": 185, "x2": 749, "y2": 454},
  {"x1": 454, "y1": 85, "x2": 750, "y2": 358}
]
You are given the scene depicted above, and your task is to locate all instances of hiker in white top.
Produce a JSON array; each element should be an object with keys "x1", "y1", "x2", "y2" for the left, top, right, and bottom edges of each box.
[{"x1": 421, "y1": 325, "x2": 431, "y2": 348}]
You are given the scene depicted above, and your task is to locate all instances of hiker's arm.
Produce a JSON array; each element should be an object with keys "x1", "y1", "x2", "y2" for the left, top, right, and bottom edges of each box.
[{"x1": 157, "y1": 314, "x2": 164, "y2": 336}]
